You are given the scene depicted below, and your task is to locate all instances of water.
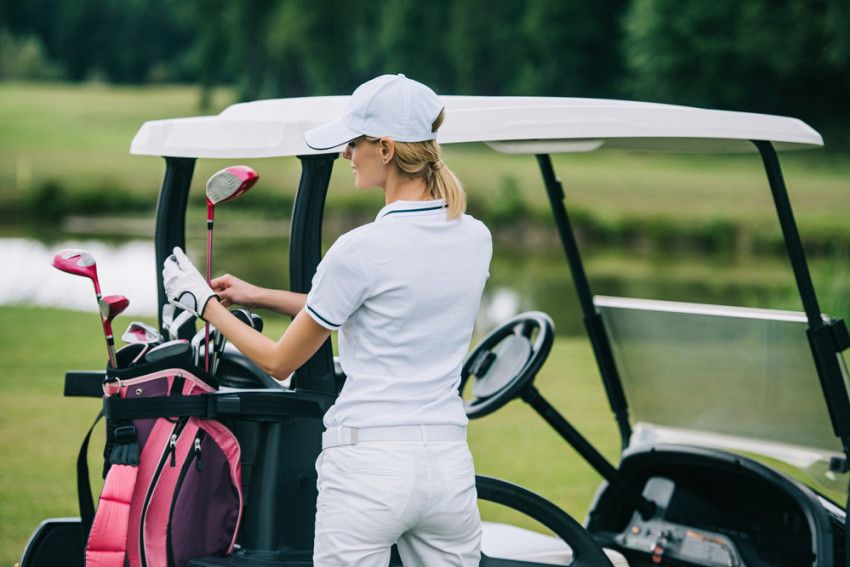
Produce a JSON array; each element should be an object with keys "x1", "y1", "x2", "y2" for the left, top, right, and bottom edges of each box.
[{"x1": 5, "y1": 234, "x2": 847, "y2": 336}]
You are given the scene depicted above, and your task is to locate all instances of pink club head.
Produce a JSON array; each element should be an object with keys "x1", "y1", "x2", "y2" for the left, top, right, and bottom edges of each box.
[
  {"x1": 206, "y1": 165, "x2": 259, "y2": 209},
  {"x1": 122, "y1": 321, "x2": 161, "y2": 345},
  {"x1": 52, "y1": 248, "x2": 100, "y2": 294},
  {"x1": 99, "y1": 295, "x2": 129, "y2": 324}
]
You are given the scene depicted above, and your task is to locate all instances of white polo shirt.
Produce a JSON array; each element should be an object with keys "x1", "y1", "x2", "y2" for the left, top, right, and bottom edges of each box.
[{"x1": 306, "y1": 198, "x2": 492, "y2": 429}]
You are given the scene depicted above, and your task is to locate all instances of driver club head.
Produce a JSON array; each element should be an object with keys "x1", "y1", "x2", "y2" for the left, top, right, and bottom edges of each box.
[
  {"x1": 205, "y1": 165, "x2": 259, "y2": 207},
  {"x1": 51, "y1": 248, "x2": 101, "y2": 294},
  {"x1": 122, "y1": 321, "x2": 161, "y2": 345}
]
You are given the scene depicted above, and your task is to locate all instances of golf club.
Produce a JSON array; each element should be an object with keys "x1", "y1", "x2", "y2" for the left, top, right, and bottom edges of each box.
[
  {"x1": 168, "y1": 310, "x2": 195, "y2": 341},
  {"x1": 115, "y1": 343, "x2": 147, "y2": 366},
  {"x1": 122, "y1": 321, "x2": 162, "y2": 345},
  {"x1": 204, "y1": 165, "x2": 259, "y2": 372},
  {"x1": 98, "y1": 295, "x2": 129, "y2": 368},
  {"x1": 144, "y1": 339, "x2": 190, "y2": 363},
  {"x1": 211, "y1": 308, "x2": 256, "y2": 376},
  {"x1": 122, "y1": 321, "x2": 162, "y2": 365},
  {"x1": 251, "y1": 313, "x2": 264, "y2": 333},
  {"x1": 191, "y1": 325, "x2": 212, "y2": 366},
  {"x1": 51, "y1": 249, "x2": 117, "y2": 367}
]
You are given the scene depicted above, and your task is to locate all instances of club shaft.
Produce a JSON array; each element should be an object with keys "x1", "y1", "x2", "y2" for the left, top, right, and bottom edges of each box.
[
  {"x1": 104, "y1": 323, "x2": 117, "y2": 368},
  {"x1": 205, "y1": 207, "x2": 214, "y2": 372},
  {"x1": 92, "y1": 282, "x2": 116, "y2": 366}
]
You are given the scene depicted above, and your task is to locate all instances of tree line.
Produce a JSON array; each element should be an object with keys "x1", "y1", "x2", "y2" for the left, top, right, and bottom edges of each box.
[{"x1": 1, "y1": 0, "x2": 848, "y2": 137}]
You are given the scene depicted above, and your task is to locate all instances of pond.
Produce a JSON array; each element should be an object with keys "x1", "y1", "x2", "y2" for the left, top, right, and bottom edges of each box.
[{"x1": 6, "y1": 229, "x2": 848, "y2": 337}]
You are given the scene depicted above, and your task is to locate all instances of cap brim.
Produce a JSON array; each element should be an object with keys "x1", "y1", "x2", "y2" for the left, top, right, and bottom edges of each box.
[{"x1": 304, "y1": 120, "x2": 362, "y2": 151}]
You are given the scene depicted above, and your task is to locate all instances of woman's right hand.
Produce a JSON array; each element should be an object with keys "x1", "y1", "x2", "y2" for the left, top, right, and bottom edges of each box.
[{"x1": 211, "y1": 274, "x2": 263, "y2": 309}]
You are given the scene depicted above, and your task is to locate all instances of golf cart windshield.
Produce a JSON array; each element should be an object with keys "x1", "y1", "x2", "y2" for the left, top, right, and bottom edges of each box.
[{"x1": 595, "y1": 296, "x2": 850, "y2": 494}]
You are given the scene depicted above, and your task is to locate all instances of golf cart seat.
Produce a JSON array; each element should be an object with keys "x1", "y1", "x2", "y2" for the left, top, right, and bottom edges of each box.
[{"x1": 481, "y1": 522, "x2": 629, "y2": 566}]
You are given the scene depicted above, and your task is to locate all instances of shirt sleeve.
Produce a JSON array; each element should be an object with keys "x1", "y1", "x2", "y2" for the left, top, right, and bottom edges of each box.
[{"x1": 305, "y1": 234, "x2": 370, "y2": 331}]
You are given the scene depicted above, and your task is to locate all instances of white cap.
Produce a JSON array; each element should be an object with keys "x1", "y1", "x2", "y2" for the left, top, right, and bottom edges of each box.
[{"x1": 304, "y1": 74, "x2": 444, "y2": 150}]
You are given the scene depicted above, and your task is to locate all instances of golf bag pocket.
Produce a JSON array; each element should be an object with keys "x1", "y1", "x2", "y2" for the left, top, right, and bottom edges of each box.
[{"x1": 85, "y1": 359, "x2": 242, "y2": 567}]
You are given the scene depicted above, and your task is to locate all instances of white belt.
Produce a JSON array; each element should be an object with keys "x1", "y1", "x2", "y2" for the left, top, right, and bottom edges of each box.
[{"x1": 322, "y1": 425, "x2": 467, "y2": 449}]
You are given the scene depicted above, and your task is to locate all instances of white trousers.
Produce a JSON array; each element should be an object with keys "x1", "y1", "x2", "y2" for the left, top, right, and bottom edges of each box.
[{"x1": 313, "y1": 439, "x2": 482, "y2": 566}]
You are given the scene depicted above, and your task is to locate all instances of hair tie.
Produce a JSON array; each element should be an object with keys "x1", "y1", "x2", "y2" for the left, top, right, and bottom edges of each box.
[{"x1": 432, "y1": 160, "x2": 445, "y2": 171}]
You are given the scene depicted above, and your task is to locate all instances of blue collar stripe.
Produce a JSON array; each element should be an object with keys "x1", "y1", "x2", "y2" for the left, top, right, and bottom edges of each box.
[
  {"x1": 307, "y1": 305, "x2": 341, "y2": 328},
  {"x1": 381, "y1": 204, "x2": 447, "y2": 218}
]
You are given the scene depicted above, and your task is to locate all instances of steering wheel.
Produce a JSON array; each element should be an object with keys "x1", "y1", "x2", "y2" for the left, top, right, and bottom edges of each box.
[
  {"x1": 460, "y1": 311, "x2": 555, "y2": 419},
  {"x1": 476, "y1": 475, "x2": 614, "y2": 567}
]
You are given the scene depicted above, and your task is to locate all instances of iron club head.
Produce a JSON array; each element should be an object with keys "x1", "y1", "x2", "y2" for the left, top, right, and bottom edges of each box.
[
  {"x1": 122, "y1": 321, "x2": 161, "y2": 345},
  {"x1": 144, "y1": 339, "x2": 190, "y2": 363}
]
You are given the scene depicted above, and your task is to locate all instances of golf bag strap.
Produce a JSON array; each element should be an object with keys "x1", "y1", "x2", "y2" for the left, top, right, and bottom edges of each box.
[
  {"x1": 104, "y1": 391, "x2": 328, "y2": 420},
  {"x1": 65, "y1": 371, "x2": 106, "y2": 398},
  {"x1": 104, "y1": 395, "x2": 208, "y2": 419},
  {"x1": 77, "y1": 410, "x2": 102, "y2": 543}
]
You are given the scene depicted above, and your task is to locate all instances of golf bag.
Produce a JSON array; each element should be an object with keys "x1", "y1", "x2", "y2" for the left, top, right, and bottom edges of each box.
[{"x1": 81, "y1": 353, "x2": 243, "y2": 567}]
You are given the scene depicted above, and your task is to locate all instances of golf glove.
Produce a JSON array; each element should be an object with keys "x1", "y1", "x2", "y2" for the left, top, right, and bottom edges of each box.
[{"x1": 162, "y1": 247, "x2": 218, "y2": 320}]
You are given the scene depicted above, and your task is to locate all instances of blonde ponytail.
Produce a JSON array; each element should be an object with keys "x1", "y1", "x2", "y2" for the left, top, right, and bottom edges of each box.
[{"x1": 385, "y1": 109, "x2": 467, "y2": 220}]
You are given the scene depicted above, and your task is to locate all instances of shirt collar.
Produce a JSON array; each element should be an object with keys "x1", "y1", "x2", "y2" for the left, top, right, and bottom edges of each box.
[{"x1": 375, "y1": 198, "x2": 448, "y2": 221}]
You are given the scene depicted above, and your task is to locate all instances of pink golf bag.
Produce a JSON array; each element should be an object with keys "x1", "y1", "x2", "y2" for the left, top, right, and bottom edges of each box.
[{"x1": 82, "y1": 353, "x2": 243, "y2": 567}]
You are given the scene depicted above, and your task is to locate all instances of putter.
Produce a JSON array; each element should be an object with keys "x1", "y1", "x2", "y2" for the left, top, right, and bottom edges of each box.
[
  {"x1": 51, "y1": 249, "x2": 117, "y2": 367},
  {"x1": 98, "y1": 295, "x2": 129, "y2": 368},
  {"x1": 204, "y1": 165, "x2": 259, "y2": 372},
  {"x1": 144, "y1": 339, "x2": 190, "y2": 363}
]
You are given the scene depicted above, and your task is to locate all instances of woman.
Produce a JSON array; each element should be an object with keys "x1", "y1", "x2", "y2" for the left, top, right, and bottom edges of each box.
[{"x1": 163, "y1": 74, "x2": 492, "y2": 566}]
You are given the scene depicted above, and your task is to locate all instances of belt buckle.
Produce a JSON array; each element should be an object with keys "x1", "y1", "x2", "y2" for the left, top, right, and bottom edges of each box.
[{"x1": 337, "y1": 426, "x2": 358, "y2": 446}]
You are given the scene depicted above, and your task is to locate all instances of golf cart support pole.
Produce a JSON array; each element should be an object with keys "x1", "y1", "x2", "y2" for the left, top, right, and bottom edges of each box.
[
  {"x1": 290, "y1": 153, "x2": 339, "y2": 396},
  {"x1": 521, "y1": 385, "x2": 656, "y2": 520},
  {"x1": 755, "y1": 140, "x2": 850, "y2": 567},
  {"x1": 536, "y1": 154, "x2": 632, "y2": 450},
  {"x1": 155, "y1": 156, "x2": 196, "y2": 335},
  {"x1": 754, "y1": 141, "x2": 850, "y2": 450}
]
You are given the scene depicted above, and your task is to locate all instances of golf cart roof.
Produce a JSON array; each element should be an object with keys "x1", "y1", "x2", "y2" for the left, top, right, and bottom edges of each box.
[{"x1": 130, "y1": 95, "x2": 823, "y2": 159}]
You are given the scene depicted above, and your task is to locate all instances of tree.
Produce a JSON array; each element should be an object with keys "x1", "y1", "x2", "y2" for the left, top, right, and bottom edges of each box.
[
  {"x1": 518, "y1": 0, "x2": 628, "y2": 97},
  {"x1": 622, "y1": 0, "x2": 850, "y2": 127}
]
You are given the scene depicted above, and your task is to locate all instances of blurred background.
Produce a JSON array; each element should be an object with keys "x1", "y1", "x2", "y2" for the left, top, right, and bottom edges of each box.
[{"x1": 1, "y1": 0, "x2": 849, "y2": 563}]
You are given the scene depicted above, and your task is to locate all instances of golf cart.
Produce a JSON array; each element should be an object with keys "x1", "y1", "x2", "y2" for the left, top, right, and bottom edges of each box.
[{"x1": 21, "y1": 96, "x2": 850, "y2": 567}]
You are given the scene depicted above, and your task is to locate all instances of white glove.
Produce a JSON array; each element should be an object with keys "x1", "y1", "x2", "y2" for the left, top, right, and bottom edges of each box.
[{"x1": 162, "y1": 247, "x2": 218, "y2": 320}]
